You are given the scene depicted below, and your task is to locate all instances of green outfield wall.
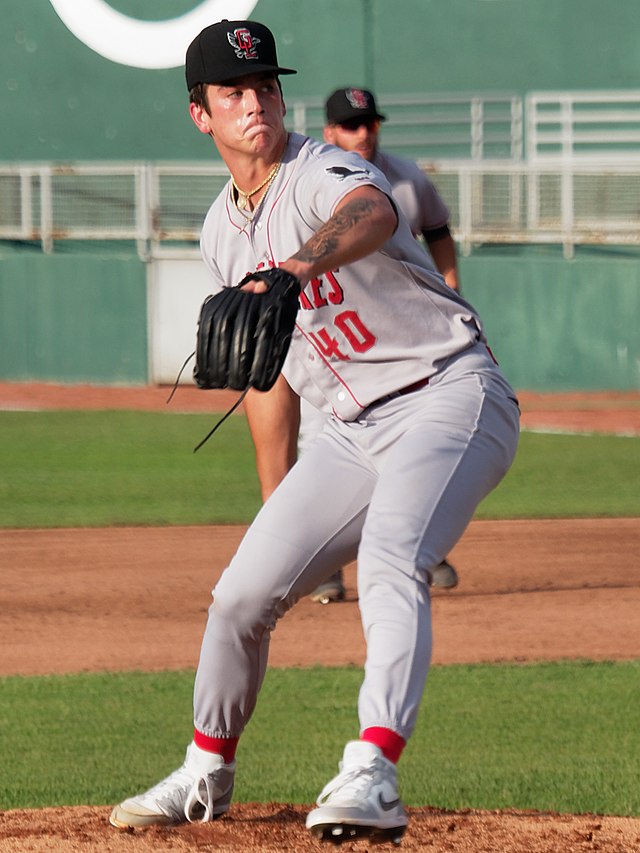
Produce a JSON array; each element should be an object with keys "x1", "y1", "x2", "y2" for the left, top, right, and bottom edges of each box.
[
  {"x1": 2, "y1": 3, "x2": 639, "y2": 390},
  {"x1": 0, "y1": 249, "x2": 148, "y2": 384},
  {"x1": 3, "y1": 0, "x2": 640, "y2": 161},
  {"x1": 460, "y1": 251, "x2": 640, "y2": 392},
  {"x1": 1, "y1": 248, "x2": 638, "y2": 391}
]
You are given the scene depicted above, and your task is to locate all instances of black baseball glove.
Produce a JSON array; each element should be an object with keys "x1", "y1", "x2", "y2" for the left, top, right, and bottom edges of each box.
[{"x1": 194, "y1": 267, "x2": 301, "y2": 393}]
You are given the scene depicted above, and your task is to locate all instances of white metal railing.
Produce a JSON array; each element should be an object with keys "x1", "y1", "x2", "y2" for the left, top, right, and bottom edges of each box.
[
  {"x1": 2, "y1": 158, "x2": 640, "y2": 260},
  {"x1": 527, "y1": 90, "x2": 640, "y2": 161},
  {"x1": 3, "y1": 90, "x2": 640, "y2": 260},
  {"x1": 0, "y1": 162, "x2": 151, "y2": 256},
  {"x1": 423, "y1": 159, "x2": 640, "y2": 258},
  {"x1": 290, "y1": 92, "x2": 523, "y2": 161}
]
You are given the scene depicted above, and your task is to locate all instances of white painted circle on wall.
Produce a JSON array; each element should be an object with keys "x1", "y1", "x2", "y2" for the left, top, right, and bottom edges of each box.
[{"x1": 48, "y1": 0, "x2": 260, "y2": 69}]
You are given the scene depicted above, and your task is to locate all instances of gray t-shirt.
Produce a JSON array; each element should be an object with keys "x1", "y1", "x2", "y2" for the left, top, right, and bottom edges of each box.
[{"x1": 372, "y1": 150, "x2": 450, "y2": 237}]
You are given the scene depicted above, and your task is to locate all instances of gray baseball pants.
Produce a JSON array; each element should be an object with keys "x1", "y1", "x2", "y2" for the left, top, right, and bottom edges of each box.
[{"x1": 193, "y1": 344, "x2": 520, "y2": 743}]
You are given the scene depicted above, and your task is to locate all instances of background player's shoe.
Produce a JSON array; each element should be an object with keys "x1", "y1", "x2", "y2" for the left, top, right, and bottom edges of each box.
[
  {"x1": 306, "y1": 740, "x2": 408, "y2": 844},
  {"x1": 310, "y1": 569, "x2": 346, "y2": 604},
  {"x1": 430, "y1": 559, "x2": 459, "y2": 589},
  {"x1": 109, "y1": 742, "x2": 235, "y2": 829}
]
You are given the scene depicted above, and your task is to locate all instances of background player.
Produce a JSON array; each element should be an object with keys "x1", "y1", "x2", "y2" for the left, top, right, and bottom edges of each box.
[
  {"x1": 110, "y1": 19, "x2": 520, "y2": 843},
  {"x1": 324, "y1": 87, "x2": 459, "y2": 292},
  {"x1": 308, "y1": 86, "x2": 461, "y2": 603}
]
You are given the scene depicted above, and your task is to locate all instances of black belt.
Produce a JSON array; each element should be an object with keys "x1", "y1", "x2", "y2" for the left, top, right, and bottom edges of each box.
[
  {"x1": 397, "y1": 377, "x2": 430, "y2": 396},
  {"x1": 374, "y1": 376, "x2": 430, "y2": 407}
]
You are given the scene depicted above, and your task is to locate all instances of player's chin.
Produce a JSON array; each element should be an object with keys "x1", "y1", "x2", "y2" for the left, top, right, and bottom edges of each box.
[
  {"x1": 246, "y1": 128, "x2": 280, "y2": 156},
  {"x1": 355, "y1": 145, "x2": 374, "y2": 161}
]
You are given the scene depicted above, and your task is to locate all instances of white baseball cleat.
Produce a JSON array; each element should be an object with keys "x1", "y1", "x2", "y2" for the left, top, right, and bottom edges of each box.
[
  {"x1": 310, "y1": 570, "x2": 346, "y2": 605},
  {"x1": 109, "y1": 742, "x2": 235, "y2": 829},
  {"x1": 306, "y1": 740, "x2": 408, "y2": 844},
  {"x1": 430, "y1": 559, "x2": 459, "y2": 589}
]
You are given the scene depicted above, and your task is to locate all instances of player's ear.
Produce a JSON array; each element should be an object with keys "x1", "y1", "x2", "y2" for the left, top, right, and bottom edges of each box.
[
  {"x1": 323, "y1": 125, "x2": 336, "y2": 144},
  {"x1": 189, "y1": 102, "x2": 212, "y2": 135}
]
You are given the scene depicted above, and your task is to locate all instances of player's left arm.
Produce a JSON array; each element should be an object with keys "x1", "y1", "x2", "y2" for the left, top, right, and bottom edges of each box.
[
  {"x1": 423, "y1": 226, "x2": 460, "y2": 292},
  {"x1": 281, "y1": 185, "x2": 397, "y2": 287},
  {"x1": 243, "y1": 373, "x2": 300, "y2": 502}
]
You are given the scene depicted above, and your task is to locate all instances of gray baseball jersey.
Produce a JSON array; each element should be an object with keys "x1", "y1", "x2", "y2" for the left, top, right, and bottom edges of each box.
[
  {"x1": 200, "y1": 132, "x2": 481, "y2": 421},
  {"x1": 298, "y1": 146, "x2": 454, "y2": 448}
]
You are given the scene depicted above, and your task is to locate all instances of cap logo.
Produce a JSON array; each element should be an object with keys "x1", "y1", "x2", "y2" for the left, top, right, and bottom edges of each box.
[
  {"x1": 346, "y1": 88, "x2": 369, "y2": 110},
  {"x1": 227, "y1": 27, "x2": 261, "y2": 60}
]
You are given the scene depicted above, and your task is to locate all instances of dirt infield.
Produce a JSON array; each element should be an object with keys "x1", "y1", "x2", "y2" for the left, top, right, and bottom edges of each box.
[
  {"x1": 3, "y1": 805, "x2": 640, "y2": 853},
  {"x1": 2, "y1": 518, "x2": 639, "y2": 677},
  {"x1": 2, "y1": 382, "x2": 640, "y2": 435},
  {"x1": 1, "y1": 383, "x2": 639, "y2": 852}
]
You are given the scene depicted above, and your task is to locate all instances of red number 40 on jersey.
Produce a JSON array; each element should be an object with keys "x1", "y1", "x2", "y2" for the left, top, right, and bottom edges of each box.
[{"x1": 300, "y1": 270, "x2": 377, "y2": 361}]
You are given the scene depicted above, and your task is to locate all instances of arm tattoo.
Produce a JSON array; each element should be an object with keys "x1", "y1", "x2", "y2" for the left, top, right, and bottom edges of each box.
[{"x1": 292, "y1": 196, "x2": 381, "y2": 265}]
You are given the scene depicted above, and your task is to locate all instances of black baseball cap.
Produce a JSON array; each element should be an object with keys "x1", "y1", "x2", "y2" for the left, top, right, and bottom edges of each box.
[
  {"x1": 185, "y1": 20, "x2": 297, "y2": 89},
  {"x1": 325, "y1": 88, "x2": 387, "y2": 124}
]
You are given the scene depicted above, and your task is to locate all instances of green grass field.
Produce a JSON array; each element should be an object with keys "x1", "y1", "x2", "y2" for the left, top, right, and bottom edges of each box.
[
  {"x1": 1, "y1": 409, "x2": 638, "y2": 816},
  {"x1": 0, "y1": 410, "x2": 638, "y2": 527},
  {"x1": 1, "y1": 662, "x2": 639, "y2": 815}
]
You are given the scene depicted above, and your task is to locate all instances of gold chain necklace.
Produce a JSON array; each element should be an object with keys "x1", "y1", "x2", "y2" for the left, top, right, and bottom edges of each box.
[{"x1": 232, "y1": 162, "x2": 281, "y2": 213}]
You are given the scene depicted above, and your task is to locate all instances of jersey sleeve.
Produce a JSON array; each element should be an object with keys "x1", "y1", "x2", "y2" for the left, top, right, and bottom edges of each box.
[{"x1": 294, "y1": 145, "x2": 393, "y2": 227}]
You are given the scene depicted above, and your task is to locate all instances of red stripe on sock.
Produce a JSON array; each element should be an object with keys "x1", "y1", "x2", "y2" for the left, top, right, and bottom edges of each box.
[
  {"x1": 193, "y1": 728, "x2": 238, "y2": 763},
  {"x1": 361, "y1": 727, "x2": 406, "y2": 764}
]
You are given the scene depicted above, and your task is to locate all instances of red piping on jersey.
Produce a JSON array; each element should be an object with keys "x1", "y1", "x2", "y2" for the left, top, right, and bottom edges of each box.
[
  {"x1": 485, "y1": 343, "x2": 499, "y2": 365},
  {"x1": 225, "y1": 190, "x2": 252, "y2": 241},
  {"x1": 294, "y1": 322, "x2": 366, "y2": 413},
  {"x1": 264, "y1": 137, "x2": 364, "y2": 415},
  {"x1": 265, "y1": 166, "x2": 295, "y2": 264}
]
